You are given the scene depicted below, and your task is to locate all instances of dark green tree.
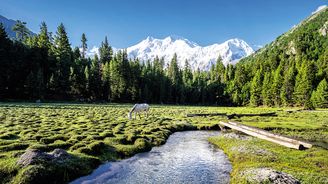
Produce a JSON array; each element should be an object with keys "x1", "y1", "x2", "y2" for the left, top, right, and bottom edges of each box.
[
  {"x1": 293, "y1": 61, "x2": 316, "y2": 108},
  {"x1": 99, "y1": 36, "x2": 113, "y2": 64},
  {"x1": 250, "y1": 70, "x2": 262, "y2": 106},
  {"x1": 281, "y1": 64, "x2": 297, "y2": 106},
  {"x1": 12, "y1": 20, "x2": 29, "y2": 42},
  {"x1": 0, "y1": 24, "x2": 12, "y2": 98},
  {"x1": 261, "y1": 71, "x2": 273, "y2": 106},
  {"x1": 311, "y1": 78, "x2": 328, "y2": 108},
  {"x1": 89, "y1": 55, "x2": 102, "y2": 100},
  {"x1": 272, "y1": 66, "x2": 283, "y2": 106},
  {"x1": 53, "y1": 23, "x2": 73, "y2": 97},
  {"x1": 81, "y1": 33, "x2": 87, "y2": 59}
]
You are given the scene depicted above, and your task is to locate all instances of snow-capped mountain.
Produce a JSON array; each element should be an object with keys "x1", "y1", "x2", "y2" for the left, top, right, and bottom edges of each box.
[{"x1": 126, "y1": 36, "x2": 254, "y2": 70}]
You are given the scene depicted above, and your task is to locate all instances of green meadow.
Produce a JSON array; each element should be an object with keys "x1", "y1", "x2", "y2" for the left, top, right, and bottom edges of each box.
[{"x1": 0, "y1": 103, "x2": 327, "y2": 183}]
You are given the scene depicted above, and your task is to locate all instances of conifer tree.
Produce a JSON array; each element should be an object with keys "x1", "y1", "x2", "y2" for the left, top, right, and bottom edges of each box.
[
  {"x1": 109, "y1": 51, "x2": 129, "y2": 101},
  {"x1": 281, "y1": 64, "x2": 296, "y2": 106},
  {"x1": 53, "y1": 23, "x2": 72, "y2": 96},
  {"x1": 102, "y1": 62, "x2": 111, "y2": 101},
  {"x1": 272, "y1": 66, "x2": 283, "y2": 106},
  {"x1": 83, "y1": 65, "x2": 90, "y2": 98},
  {"x1": 232, "y1": 65, "x2": 248, "y2": 105},
  {"x1": 12, "y1": 20, "x2": 29, "y2": 42},
  {"x1": 215, "y1": 57, "x2": 225, "y2": 83},
  {"x1": 293, "y1": 61, "x2": 315, "y2": 107},
  {"x1": 89, "y1": 55, "x2": 102, "y2": 100},
  {"x1": 167, "y1": 53, "x2": 182, "y2": 103},
  {"x1": 81, "y1": 33, "x2": 87, "y2": 59},
  {"x1": 311, "y1": 78, "x2": 328, "y2": 108},
  {"x1": 261, "y1": 71, "x2": 273, "y2": 106},
  {"x1": 99, "y1": 36, "x2": 113, "y2": 64},
  {"x1": 183, "y1": 60, "x2": 193, "y2": 87},
  {"x1": 250, "y1": 70, "x2": 262, "y2": 106},
  {"x1": 0, "y1": 24, "x2": 12, "y2": 98},
  {"x1": 37, "y1": 22, "x2": 51, "y2": 49}
]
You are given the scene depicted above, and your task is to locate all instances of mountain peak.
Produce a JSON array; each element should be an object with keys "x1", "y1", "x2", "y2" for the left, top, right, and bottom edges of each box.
[
  {"x1": 166, "y1": 35, "x2": 185, "y2": 41},
  {"x1": 312, "y1": 5, "x2": 327, "y2": 15},
  {"x1": 164, "y1": 35, "x2": 199, "y2": 47},
  {"x1": 145, "y1": 36, "x2": 154, "y2": 41},
  {"x1": 126, "y1": 36, "x2": 254, "y2": 70}
]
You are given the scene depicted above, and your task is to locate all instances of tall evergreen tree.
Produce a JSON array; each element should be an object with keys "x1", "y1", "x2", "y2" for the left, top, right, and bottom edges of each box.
[
  {"x1": 99, "y1": 36, "x2": 113, "y2": 64},
  {"x1": 37, "y1": 22, "x2": 51, "y2": 49},
  {"x1": 272, "y1": 66, "x2": 283, "y2": 106},
  {"x1": 293, "y1": 60, "x2": 316, "y2": 108},
  {"x1": 53, "y1": 23, "x2": 73, "y2": 97},
  {"x1": 232, "y1": 65, "x2": 248, "y2": 105},
  {"x1": 250, "y1": 70, "x2": 262, "y2": 106},
  {"x1": 109, "y1": 51, "x2": 129, "y2": 101},
  {"x1": 311, "y1": 78, "x2": 328, "y2": 108},
  {"x1": 89, "y1": 55, "x2": 102, "y2": 100},
  {"x1": 167, "y1": 53, "x2": 182, "y2": 103},
  {"x1": 0, "y1": 24, "x2": 12, "y2": 98},
  {"x1": 261, "y1": 71, "x2": 273, "y2": 106},
  {"x1": 281, "y1": 64, "x2": 297, "y2": 106},
  {"x1": 12, "y1": 20, "x2": 29, "y2": 42},
  {"x1": 81, "y1": 33, "x2": 87, "y2": 59},
  {"x1": 84, "y1": 65, "x2": 90, "y2": 98},
  {"x1": 102, "y1": 61, "x2": 111, "y2": 101}
]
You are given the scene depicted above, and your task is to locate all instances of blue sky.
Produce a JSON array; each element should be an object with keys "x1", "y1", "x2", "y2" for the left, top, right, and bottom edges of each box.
[{"x1": 0, "y1": 0, "x2": 326, "y2": 48}]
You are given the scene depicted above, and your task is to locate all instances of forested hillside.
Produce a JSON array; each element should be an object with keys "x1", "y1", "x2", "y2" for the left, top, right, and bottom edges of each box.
[
  {"x1": 227, "y1": 7, "x2": 328, "y2": 108},
  {"x1": 0, "y1": 7, "x2": 327, "y2": 108}
]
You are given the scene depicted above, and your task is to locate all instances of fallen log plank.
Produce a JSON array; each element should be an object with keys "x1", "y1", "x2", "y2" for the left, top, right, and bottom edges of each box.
[
  {"x1": 285, "y1": 109, "x2": 302, "y2": 113},
  {"x1": 227, "y1": 112, "x2": 277, "y2": 119},
  {"x1": 186, "y1": 113, "x2": 227, "y2": 117},
  {"x1": 228, "y1": 121, "x2": 312, "y2": 149},
  {"x1": 219, "y1": 121, "x2": 312, "y2": 150}
]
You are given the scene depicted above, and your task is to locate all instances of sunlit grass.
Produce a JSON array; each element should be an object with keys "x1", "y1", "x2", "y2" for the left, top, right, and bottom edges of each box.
[{"x1": 0, "y1": 103, "x2": 327, "y2": 183}]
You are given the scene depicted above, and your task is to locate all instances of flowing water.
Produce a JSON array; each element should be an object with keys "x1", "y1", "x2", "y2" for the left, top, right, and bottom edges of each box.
[{"x1": 71, "y1": 131, "x2": 232, "y2": 184}]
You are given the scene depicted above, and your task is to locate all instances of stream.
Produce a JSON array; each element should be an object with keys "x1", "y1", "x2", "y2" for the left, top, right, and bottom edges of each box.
[{"x1": 71, "y1": 131, "x2": 232, "y2": 184}]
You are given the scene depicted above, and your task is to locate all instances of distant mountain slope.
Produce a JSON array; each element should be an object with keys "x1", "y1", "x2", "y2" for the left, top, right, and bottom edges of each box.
[
  {"x1": 0, "y1": 15, "x2": 35, "y2": 39},
  {"x1": 126, "y1": 36, "x2": 254, "y2": 70},
  {"x1": 240, "y1": 6, "x2": 328, "y2": 64}
]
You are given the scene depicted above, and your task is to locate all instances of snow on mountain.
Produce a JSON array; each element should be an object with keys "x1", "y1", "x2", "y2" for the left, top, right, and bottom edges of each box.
[
  {"x1": 312, "y1": 5, "x2": 327, "y2": 15},
  {"x1": 126, "y1": 36, "x2": 254, "y2": 70},
  {"x1": 84, "y1": 36, "x2": 254, "y2": 70}
]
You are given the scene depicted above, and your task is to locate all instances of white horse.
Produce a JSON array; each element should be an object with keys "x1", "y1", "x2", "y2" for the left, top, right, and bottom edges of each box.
[{"x1": 128, "y1": 103, "x2": 150, "y2": 120}]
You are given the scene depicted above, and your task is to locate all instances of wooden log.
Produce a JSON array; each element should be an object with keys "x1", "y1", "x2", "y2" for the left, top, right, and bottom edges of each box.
[
  {"x1": 219, "y1": 121, "x2": 312, "y2": 150},
  {"x1": 186, "y1": 113, "x2": 227, "y2": 117},
  {"x1": 228, "y1": 121, "x2": 312, "y2": 149},
  {"x1": 227, "y1": 112, "x2": 277, "y2": 119},
  {"x1": 285, "y1": 109, "x2": 302, "y2": 113}
]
